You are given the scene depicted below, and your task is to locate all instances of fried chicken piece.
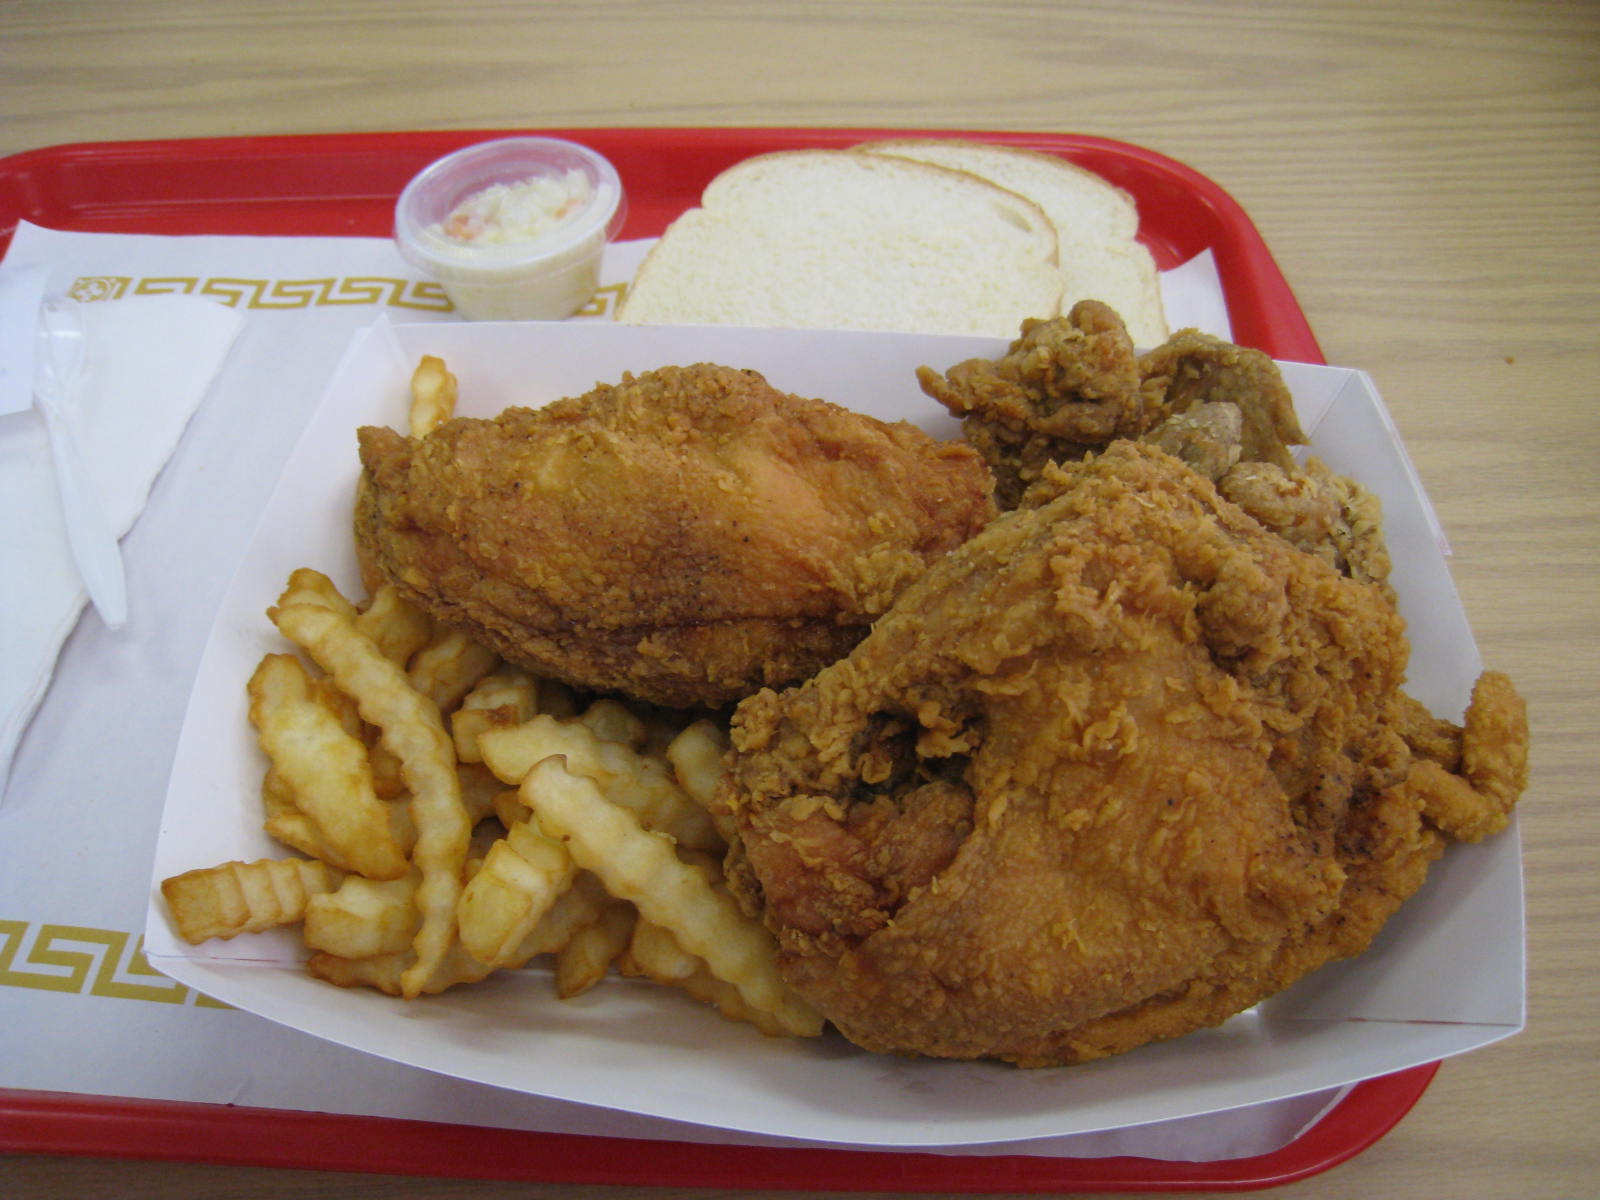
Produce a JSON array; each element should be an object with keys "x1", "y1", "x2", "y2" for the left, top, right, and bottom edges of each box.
[
  {"x1": 918, "y1": 308, "x2": 1393, "y2": 593},
  {"x1": 1142, "y1": 400, "x2": 1243, "y2": 482},
  {"x1": 915, "y1": 301, "x2": 1146, "y2": 507},
  {"x1": 1401, "y1": 671, "x2": 1528, "y2": 842},
  {"x1": 354, "y1": 363, "x2": 995, "y2": 709},
  {"x1": 1219, "y1": 457, "x2": 1392, "y2": 594},
  {"x1": 715, "y1": 441, "x2": 1527, "y2": 1066},
  {"x1": 918, "y1": 306, "x2": 1309, "y2": 504},
  {"x1": 1137, "y1": 327, "x2": 1306, "y2": 472}
]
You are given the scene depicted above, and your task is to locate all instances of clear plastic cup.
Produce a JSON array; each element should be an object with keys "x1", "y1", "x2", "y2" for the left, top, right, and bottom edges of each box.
[{"x1": 394, "y1": 137, "x2": 627, "y2": 320}]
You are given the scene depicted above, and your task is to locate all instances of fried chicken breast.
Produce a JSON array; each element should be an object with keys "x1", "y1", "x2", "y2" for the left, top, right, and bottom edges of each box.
[
  {"x1": 715, "y1": 441, "x2": 1527, "y2": 1066},
  {"x1": 353, "y1": 363, "x2": 996, "y2": 708}
]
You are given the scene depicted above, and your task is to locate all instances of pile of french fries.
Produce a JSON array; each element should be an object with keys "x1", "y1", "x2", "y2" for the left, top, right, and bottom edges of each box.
[{"x1": 158, "y1": 357, "x2": 823, "y2": 1042}]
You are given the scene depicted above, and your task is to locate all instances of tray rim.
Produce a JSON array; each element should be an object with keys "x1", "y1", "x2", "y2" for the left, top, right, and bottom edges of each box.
[
  {"x1": 1, "y1": 1064, "x2": 1438, "y2": 1192},
  {"x1": 0, "y1": 124, "x2": 1406, "y2": 1191}
]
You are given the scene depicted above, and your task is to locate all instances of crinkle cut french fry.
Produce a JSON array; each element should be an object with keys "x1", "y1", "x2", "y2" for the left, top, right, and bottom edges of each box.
[
  {"x1": 466, "y1": 820, "x2": 509, "y2": 875},
  {"x1": 672, "y1": 962, "x2": 798, "y2": 1038},
  {"x1": 191, "y1": 563, "x2": 788, "y2": 1037},
  {"x1": 628, "y1": 917, "x2": 700, "y2": 983},
  {"x1": 247, "y1": 653, "x2": 409, "y2": 881},
  {"x1": 408, "y1": 628, "x2": 500, "y2": 714},
  {"x1": 666, "y1": 719, "x2": 735, "y2": 840},
  {"x1": 408, "y1": 354, "x2": 459, "y2": 439},
  {"x1": 518, "y1": 870, "x2": 610, "y2": 957},
  {"x1": 575, "y1": 699, "x2": 649, "y2": 749},
  {"x1": 368, "y1": 740, "x2": 408, "y2": 801},
  {"x1": 456, "y1": 819, "x2": 578, "y2": 966},
  {"x1": 665, "y1": 719, "x2": 729, "y2": 806},
  {"x1": 554, "y1": 900, "x2": 636, "y2": 999},
  {"x1": 304, "y1": 873, "x2": 419, "y2": 959},
  {"x1": 312, "y1": 674, "x2": 366, "y2": 739},
  {"x1": 270, "y1": 585, "x2": 469, "y2": 1000},
  {"x1": 452, "y1": 668, "x2": 540, "y2": 763},
  {"x1": 620, "y1": 854, "x2": 801, "y2": 1033},
  {"x1": 261, "y1": 766, "x2": 331, "y2": 859},
  {"x1": 621, "y1": 943, "x2": 795, "y2": 1039},
  {"x1": 479, "y1": 716, "x2": 722, "y2": 852},
  {"x1": 457, "y1": 761, "x2": 509, "y2": 826},
  {"x1": 161, "y1": 857, "x2": 342, "y2": 944},
  {"x1": 308, "y1": 942, "x2": 495, "y2": 996},
  {"x1": 464, "y1": 667, "x2": 540, "y2": 713},
  {"x1": 266, "y1": 760, "x2": 417, "y2": 862},
  {"x1": 622, "y1": 897, "x2": 796, "y2": 1035},
  {"x1": 491, "y1": 787, "x2": 530, "y2": 830},
  {"x1": 355, "y1": 583, "x2": 434, "y2": 665},
  {"x1": 306, "y1": 950, "x2": 405, "y2": 993},
  {"x1": 309, "y1": 873, "x2": 612, "y2": 996},
  {"x1": 275, "y1": 567, "x2": 358, "y2": 619},
  {"x1": 522, "y1": 755, "x2": 823, "y2": 1037}
]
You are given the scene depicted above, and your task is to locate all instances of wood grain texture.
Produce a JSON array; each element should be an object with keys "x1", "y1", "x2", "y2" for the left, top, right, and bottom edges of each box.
[{"x1": 3, "y1": 2, "x2": 1596, "y2": 1197}]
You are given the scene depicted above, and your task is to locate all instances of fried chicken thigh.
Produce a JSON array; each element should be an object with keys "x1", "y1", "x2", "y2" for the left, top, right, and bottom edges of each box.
[
  {"x1": 716, "y1": 441, "x2": 1527, "y2": 1066},
  {"x1": 354, "y1": 363, "x2": 995, "y2": 708}
]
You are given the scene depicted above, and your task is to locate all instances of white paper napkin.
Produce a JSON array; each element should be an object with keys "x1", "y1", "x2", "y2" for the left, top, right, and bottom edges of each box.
[{"x1": 0, "y1": 290, "x2": 244, "y2": 795}]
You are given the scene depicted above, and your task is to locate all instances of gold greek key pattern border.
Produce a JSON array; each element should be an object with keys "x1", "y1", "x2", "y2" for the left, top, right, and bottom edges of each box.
[
  {"x1": 64, "y1": 275, "x2": 630, "y2": 318},
  {"x1": 577, "y1": 280, "x2": 627, "y2": 318},
  {"x1": 0, "y1": 919, "x2": 229, "y2": 1008},
  {"x1": 65, "y1": 274, "x2": 454, "y2": 312}
]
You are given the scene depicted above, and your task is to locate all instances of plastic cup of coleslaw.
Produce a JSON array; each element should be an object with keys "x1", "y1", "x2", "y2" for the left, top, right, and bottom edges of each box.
[{"x1": 394, "y1": 137, "x2": 627, "y2": 320}]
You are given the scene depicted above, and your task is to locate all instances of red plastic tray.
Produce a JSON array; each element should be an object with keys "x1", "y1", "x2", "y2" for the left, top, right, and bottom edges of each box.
[
  {"x1": 0, "y1": 127, "x2": 1421, "y2": 1191},
  {"x1": 0, "y1": 126, "x2": 1323, "y2": 362},
  {"x1": 2, "y1": 1065, "x2": 1435, "y2": 1192}
]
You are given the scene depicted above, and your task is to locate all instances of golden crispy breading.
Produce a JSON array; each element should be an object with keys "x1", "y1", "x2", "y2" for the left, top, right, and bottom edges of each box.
[
  {"x1": 716, "y1": 442, "x2": 1528, "y2": 1066},
  {"x1": 921, "y1": 302, "x2": 1305, "y2": 508},
  {"x1": 916, "y1": 300, "x2": 1145, "y2": 506},
  {"x1": 354, "y1": 363, "x2": 995, "y2": 708},
  {"x1": 1219, "y1": 457, "x2": 1392, "y2": 595},
  {"x1": 918, "y1": 304, "x2": 1308, "y2": 509},
  {"x1": 1410, "y1": 671, "x2": 1528, "y2": 841},
  {"x1": 919, "y1": 308, "x2": 1395, "y2": 598}
]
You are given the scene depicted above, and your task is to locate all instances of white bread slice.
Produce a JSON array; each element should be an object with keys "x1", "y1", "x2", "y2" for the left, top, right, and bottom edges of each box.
[
  {"x1": 616, "y1": 149, "x2": 1063, "y2": 337},
  {"x1": 858, "y1": 139, "x2": 1169, "y2": 346}
]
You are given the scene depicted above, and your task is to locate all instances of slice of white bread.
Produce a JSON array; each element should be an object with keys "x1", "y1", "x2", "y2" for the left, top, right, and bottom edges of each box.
[
  {"x1": 616, "y1": 149, "x2": 1063, "y2": 337},
  {"x1": 858, "y1": 139, "x2": 1169, "y2": 346}
]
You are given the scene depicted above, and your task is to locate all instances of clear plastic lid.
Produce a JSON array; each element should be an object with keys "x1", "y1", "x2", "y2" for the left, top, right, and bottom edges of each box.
[{"x1": 394, "y1": 137, "x2": 626, "y2": 285}]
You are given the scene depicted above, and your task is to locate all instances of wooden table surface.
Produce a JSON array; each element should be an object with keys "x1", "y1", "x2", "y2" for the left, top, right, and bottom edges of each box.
[{"x1": 2, "y1": 2, "x2": 1595, "y2": 1198}]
